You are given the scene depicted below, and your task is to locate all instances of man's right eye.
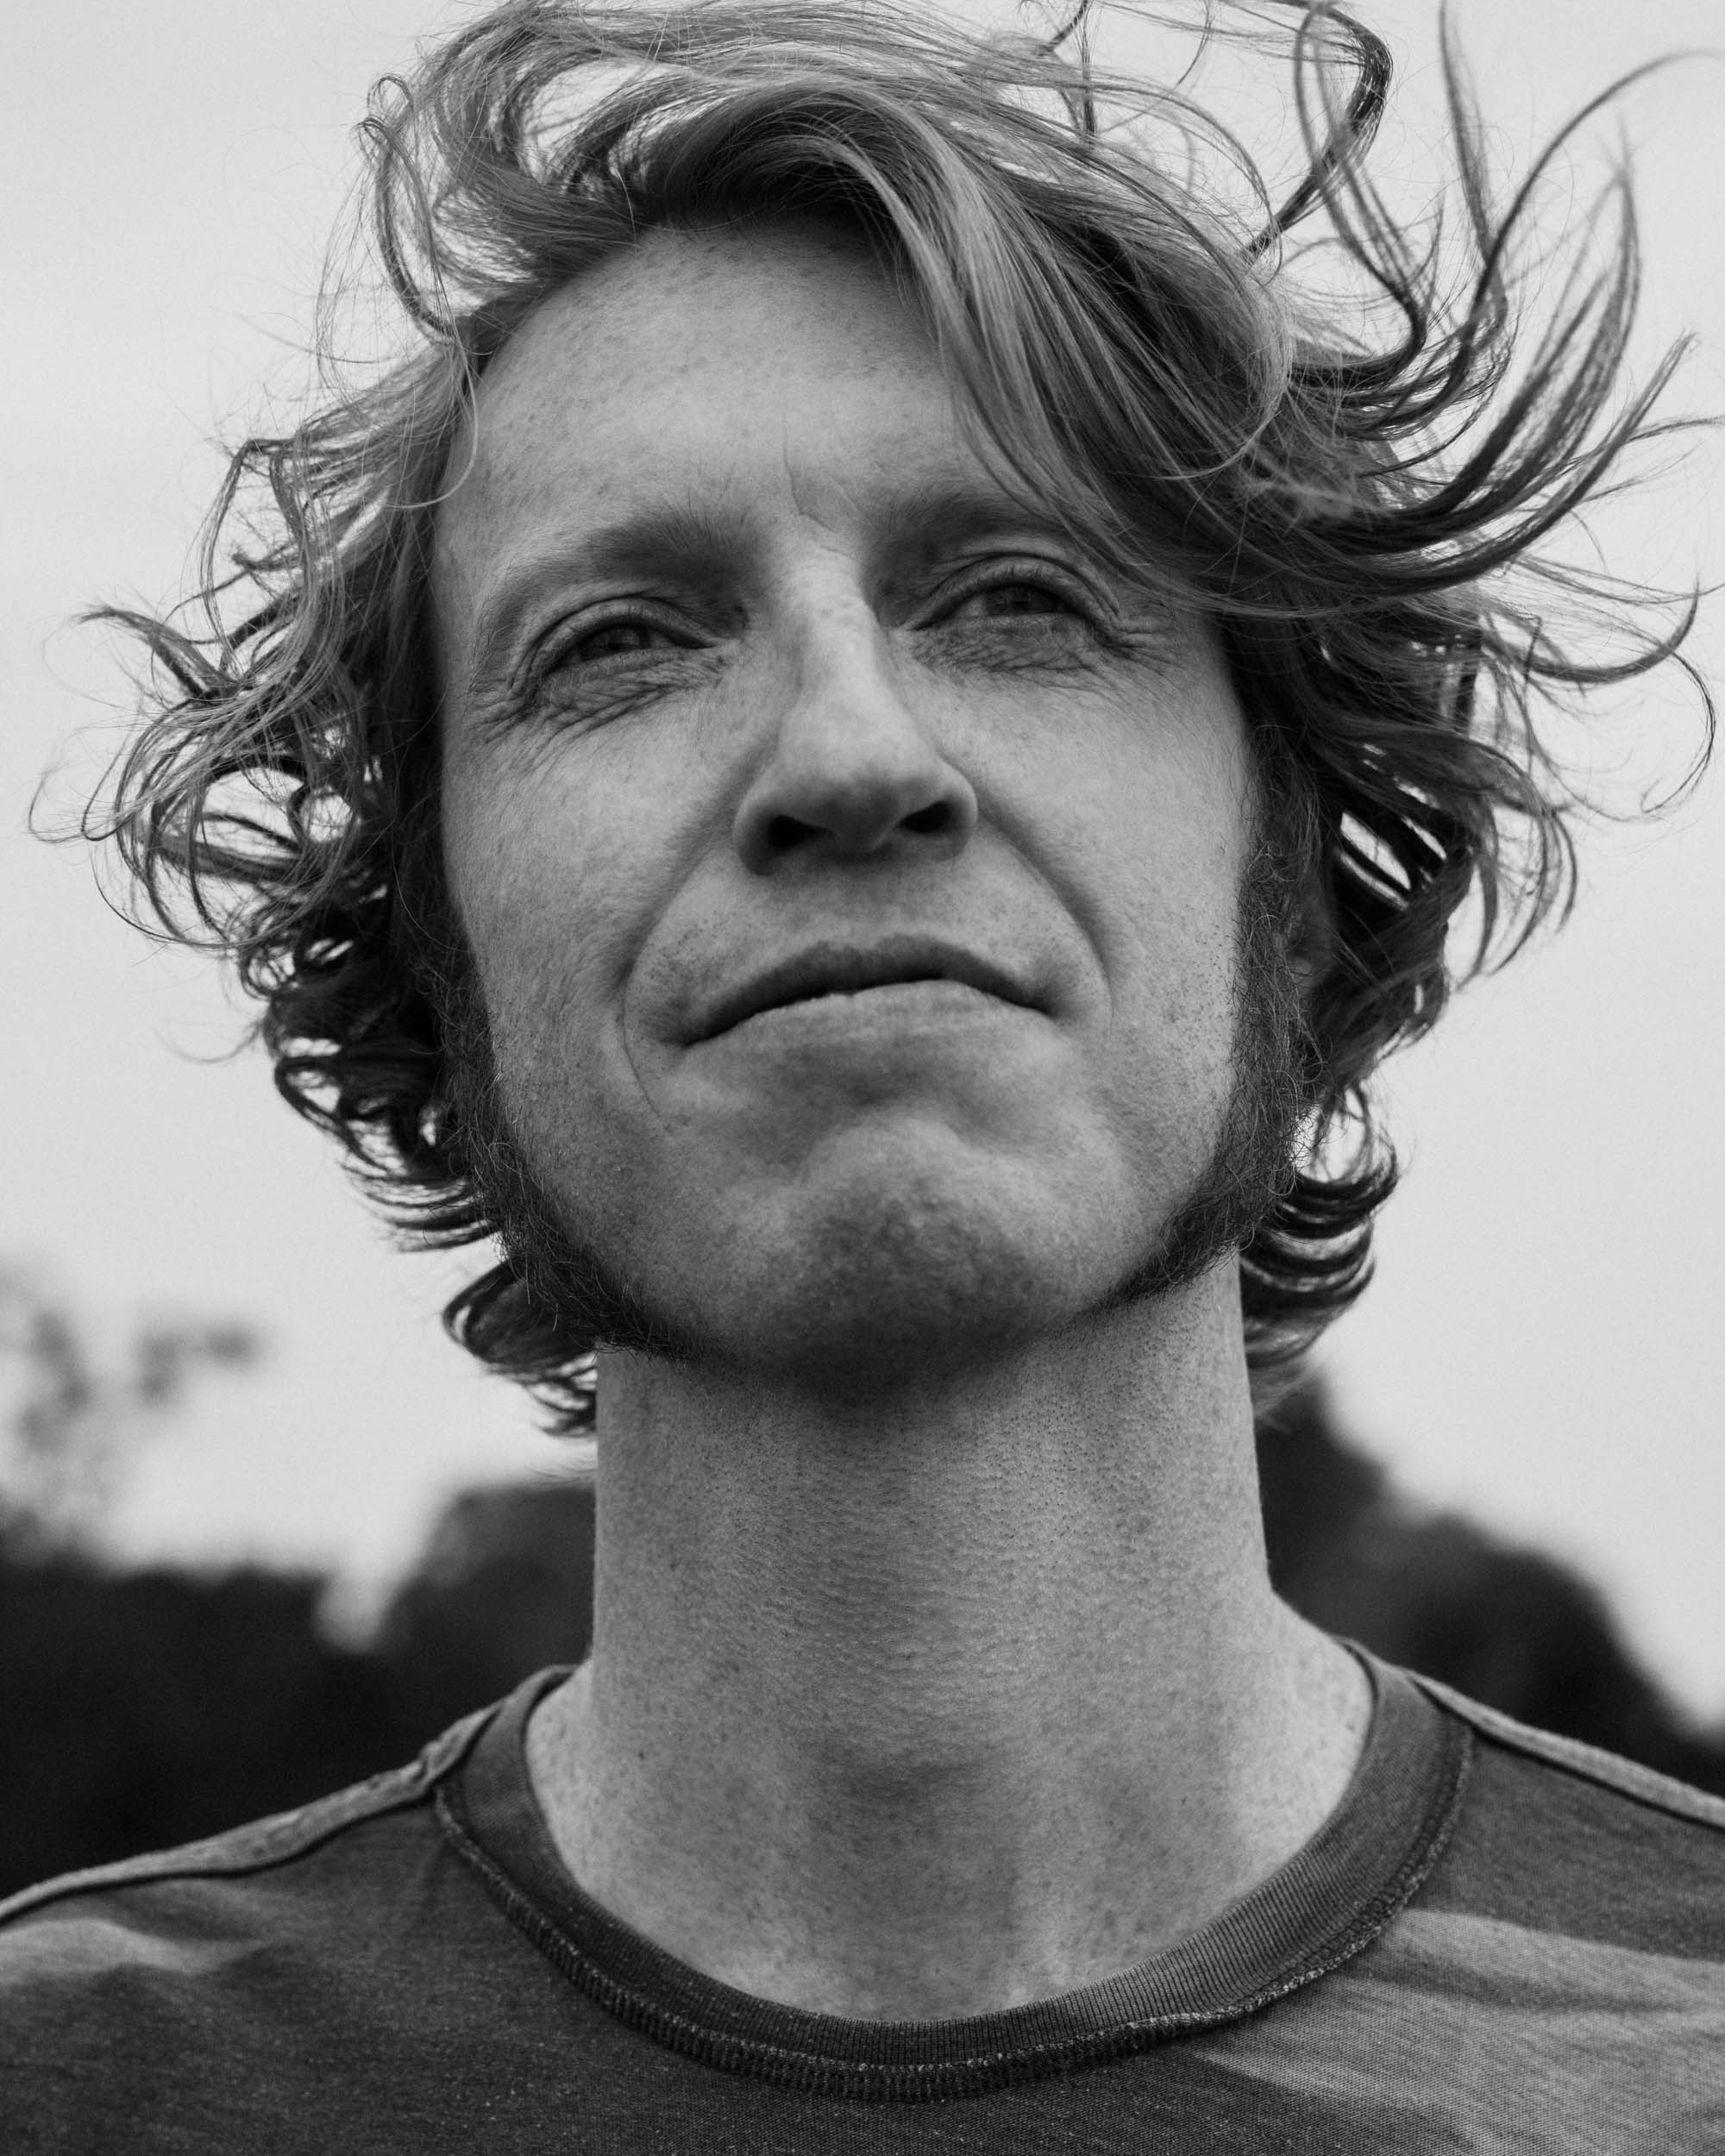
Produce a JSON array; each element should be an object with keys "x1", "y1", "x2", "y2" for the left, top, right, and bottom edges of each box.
[{"x1": 557, "y1": 617, "x2": 683, "y2": 667}]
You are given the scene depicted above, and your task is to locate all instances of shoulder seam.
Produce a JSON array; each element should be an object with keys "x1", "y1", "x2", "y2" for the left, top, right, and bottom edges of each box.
[
  {"x1": 1410, "y1": 1673, "x2": 1725, "y2": 1832},
  {"x1": 0, "y1": 1699, "x2": 500, "y2": 1929}
]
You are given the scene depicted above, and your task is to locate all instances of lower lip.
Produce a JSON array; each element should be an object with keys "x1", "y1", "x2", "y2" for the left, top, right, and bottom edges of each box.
[{"x1": 706, "y1": 979, "x2": 1029, "y2": 1049}]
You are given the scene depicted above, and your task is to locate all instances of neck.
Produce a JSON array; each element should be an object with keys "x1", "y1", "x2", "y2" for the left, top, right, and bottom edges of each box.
[{"x1": 527, "y1": 1266, "x2": 1368, "y2": 2020}]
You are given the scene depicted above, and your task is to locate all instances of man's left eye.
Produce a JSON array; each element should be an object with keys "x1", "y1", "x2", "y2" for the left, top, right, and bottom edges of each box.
[{"x1": 945, "y1": 579, "x2": 1079, "y2": 624}]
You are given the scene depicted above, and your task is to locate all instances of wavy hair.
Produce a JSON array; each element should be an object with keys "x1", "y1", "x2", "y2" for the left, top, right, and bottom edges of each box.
[{"x1": 90, "y1": 0, "x2": 1709, "y2": 1430}]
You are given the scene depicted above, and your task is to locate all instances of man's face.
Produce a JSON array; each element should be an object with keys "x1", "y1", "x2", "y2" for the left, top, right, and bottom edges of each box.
[{"x1": 435, "y1": 222, "x2": 1261, "y2": 1387}]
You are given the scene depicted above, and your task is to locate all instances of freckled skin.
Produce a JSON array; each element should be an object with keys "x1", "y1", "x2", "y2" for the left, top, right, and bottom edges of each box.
[
  {"x1": 436, "y1": 222, "x2": 1251, "y2": 1390},
  {"x1": 432, "y1": 223, "x2": 1368, "y2": 2021}
]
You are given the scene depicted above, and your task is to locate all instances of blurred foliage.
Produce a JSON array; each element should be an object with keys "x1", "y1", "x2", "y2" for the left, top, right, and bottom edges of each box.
[
  {"x1": 0, "y1": 1267, "x2": 260, "y2": 1556},
  {"x1": 0, "y1": 1269, "x2": 1721, "y2": 1900}
]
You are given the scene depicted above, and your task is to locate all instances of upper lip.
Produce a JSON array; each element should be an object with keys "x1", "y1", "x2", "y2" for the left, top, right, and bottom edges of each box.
[{"x1": 690, "y1": 936, "x2": 1037, "y2": 1042}]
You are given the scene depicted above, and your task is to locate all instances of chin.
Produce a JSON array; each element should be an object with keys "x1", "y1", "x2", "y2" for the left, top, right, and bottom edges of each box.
[
  {"x1": 481, "y1": 1075, "x2": 1220, "y2": 1397},
  {"x1": 643, "y1": 1158, "x2": 1144, "y2": 1395}
]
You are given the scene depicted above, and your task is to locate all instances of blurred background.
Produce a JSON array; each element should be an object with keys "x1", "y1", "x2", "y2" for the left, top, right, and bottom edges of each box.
[{"x1": 2, "y1": 0, "x2": 1722, "y2": 1898}]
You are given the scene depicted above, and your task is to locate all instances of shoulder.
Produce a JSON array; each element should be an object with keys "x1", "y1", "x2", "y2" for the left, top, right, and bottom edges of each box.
[
  {"x1": 1292, "y1": 1668, "x2": 1725, "y2": 2145},
  {"x1": 1416, "y1": 1670, "x2": 1725, "y2": 1833},
  {"x1": 0, "y1": 1704, "x2": 494, "y2": 2110},
  {"x1": 0, "y1": 1702, "x2": 490, "y2": 1940},
  {"x1": 0, "y1": 1703, "x2": 506, "y2": 2150},
  {"x1": 1408, "y1": 1670, "x2": 1725, "y2": 1958}
]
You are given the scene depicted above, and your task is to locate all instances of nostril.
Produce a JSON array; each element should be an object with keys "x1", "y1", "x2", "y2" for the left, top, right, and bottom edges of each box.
[
  {"x1": 735, "y1": 754, "x2": 979, "y2": 875},
  {"x1": 764, "y1": 812, "x2": 819, "y2": 856}
]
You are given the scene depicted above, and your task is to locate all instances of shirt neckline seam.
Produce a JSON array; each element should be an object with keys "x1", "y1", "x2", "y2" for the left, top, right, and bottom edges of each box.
[{"x1": 433, "y1": 1689, "x2": 1473, "y2": 2101}]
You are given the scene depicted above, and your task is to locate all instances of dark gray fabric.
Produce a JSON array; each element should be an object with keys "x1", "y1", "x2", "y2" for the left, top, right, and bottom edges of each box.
[{"x1": 3, "y1": 1653, "x2": 1722, "y2": 2151}]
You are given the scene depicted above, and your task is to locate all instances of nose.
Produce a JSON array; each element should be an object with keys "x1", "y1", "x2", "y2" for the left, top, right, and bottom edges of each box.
[{"x1": 731, "y1": 616, "x2": 979, "y2": 876}]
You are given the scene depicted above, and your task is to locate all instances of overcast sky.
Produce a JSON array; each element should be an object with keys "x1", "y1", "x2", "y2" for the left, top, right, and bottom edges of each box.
[{"x1": 4, "y1": 0, "x2": 1723, "y2": 1704}]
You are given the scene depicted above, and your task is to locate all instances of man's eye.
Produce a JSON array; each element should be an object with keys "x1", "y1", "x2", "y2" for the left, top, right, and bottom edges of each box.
[
  {"x1": 943, "y1": 578, "x2": 1084, "y2": 624},
  {"x1": 560, "y1": 618, "x2": 682, "y2": 665}
]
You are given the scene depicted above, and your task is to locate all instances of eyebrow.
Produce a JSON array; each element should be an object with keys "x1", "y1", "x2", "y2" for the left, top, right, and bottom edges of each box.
[
  {"x1": 872, "y1": 479, "x2": 1078, "y2": 578},
  {"x1": 459, "y1": 479, "x2": 1076, "y2": 696},
  {"x1": 462, "y1": 502, "x2": 741, "y2": 697}
]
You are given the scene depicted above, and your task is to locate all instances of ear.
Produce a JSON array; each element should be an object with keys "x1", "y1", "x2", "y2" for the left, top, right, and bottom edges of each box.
[{"x1": 1286, "y1": 852, "x2": 1334, "y2": 1010}]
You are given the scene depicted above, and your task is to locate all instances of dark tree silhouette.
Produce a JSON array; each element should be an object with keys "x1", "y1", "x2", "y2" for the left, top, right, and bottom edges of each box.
[
  {"x1": 1255, "y1": 1382, "x2": 1725, "y2": 1787},
  {"x1": 377, "y1": 1479, "x2": 596, "y2": 1735},
  {"x1": 0, "y1": 1338, "x2": 1718, "y2": 1900}
]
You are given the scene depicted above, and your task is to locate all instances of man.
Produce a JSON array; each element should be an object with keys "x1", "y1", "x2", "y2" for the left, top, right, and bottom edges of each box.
[{"x1": 3, "y1": 0, "x2": 1721, "y2": 2145}]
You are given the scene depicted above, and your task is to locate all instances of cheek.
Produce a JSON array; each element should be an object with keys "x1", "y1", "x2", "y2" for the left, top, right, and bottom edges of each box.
[
  {"x1": 440, "y1": 649, "x2": 756, "y2": 1045},
  {"x1": 441, "y1": 749, "x2": 642, "y2": 1104},
  {"x1": 1004, "y1": 690, "x2": 1250, "y2": 1005},
  {"x1": 1040, "y1": 696, "x2": 1253, "y2": 1154}
]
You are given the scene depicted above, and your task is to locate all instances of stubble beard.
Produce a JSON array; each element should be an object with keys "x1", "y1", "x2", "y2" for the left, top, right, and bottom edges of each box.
[{"x1": 435, "y1": 839, "x2": 1311, "y2": 1394}]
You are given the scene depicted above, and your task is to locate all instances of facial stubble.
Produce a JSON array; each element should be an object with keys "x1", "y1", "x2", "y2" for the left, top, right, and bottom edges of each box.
[{"x1": 435, "y1": 837, "x2": 1311, "y2": 1388}]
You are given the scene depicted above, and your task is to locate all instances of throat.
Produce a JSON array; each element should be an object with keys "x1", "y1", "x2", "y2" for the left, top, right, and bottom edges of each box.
[
  {"x1": 528, "y1": 1608, "x2": 1368, "y2": 2021},
  {"x1": 522, "y1": 1299, "x2": 1369, "y2": 2021}
]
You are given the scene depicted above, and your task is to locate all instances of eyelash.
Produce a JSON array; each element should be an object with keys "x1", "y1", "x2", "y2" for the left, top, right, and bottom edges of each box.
[
  {"x1": 533, "y1": 606, "x2": 691, "y2": 678},
  {"x1": 928, "y1": 560, "x2": 1099, "y2": 626}
]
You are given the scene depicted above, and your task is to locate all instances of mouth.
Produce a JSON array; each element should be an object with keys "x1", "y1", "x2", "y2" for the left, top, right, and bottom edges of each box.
[{"x1": 693, "y1": 937, "x2": 1037, "y2": 1043}]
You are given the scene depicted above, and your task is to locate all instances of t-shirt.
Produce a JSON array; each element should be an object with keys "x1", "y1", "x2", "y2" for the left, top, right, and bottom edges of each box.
[{"x1": 2, "y1": 1652, "x2": 1722, "y2": 2151}]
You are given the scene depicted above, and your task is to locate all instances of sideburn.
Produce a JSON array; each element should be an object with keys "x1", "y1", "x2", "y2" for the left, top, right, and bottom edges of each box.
[
  {"x1": 1101, "y1": 810, "x2": 1317, "y2": 1313},
  {"x1": 418, "y1": 797, "x2": 1316, "y2": 1409}
]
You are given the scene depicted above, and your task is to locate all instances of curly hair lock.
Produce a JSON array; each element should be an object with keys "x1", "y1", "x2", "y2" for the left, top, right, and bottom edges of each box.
[{"x1": 89, "y1": 0, "x2": 1709, "y2": 1432}]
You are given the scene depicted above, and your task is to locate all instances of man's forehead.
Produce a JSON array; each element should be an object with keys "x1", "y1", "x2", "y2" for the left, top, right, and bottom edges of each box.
[
  {"x1": 430, "y1": 229, "x2": 1066, "y2": 652},
  {"x1": 435, "y1": 225, "x2": 947, "y2": 530},
  {"x1": 461, "y1": 220, "x2": 924, "y2": 449}
]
